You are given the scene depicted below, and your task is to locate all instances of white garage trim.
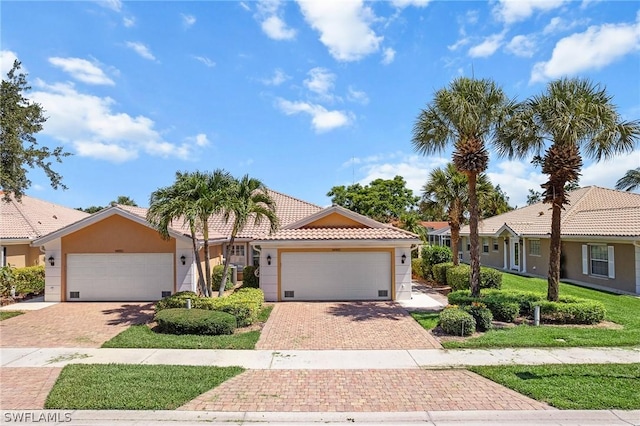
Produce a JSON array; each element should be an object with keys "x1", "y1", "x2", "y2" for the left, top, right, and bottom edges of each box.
[
  {"x1": 66, "y1": 253, "x2": 174, "y2": 301},
  {"x1": 278, "y1": 248, "x2": 394, "y2": 301}
]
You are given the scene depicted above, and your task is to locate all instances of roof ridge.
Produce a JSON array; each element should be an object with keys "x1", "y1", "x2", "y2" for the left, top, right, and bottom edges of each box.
[
  {"x1": 268, "y1": 188, "x2": 323, "y2": 209},
  {"x1": 561, "y1": 186, "x2": 594, "y2": 222}
]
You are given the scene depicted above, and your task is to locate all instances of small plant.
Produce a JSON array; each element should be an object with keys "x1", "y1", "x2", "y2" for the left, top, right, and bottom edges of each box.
[
  {"x1": 212, "y1": 265, "x2": 233, "y2": 292},
  {"x1": 155, "y1": 308, "x2": 237, "y2": 335},
  {"x1": 439, "y1": 306, "x2": 476, "y2": 336},
  {"x1": 464, "y1": 302, "x2": 493, "y2": 331},
  {"x1": 242, "y1": 265, "x2": 259, "y2": 288}
]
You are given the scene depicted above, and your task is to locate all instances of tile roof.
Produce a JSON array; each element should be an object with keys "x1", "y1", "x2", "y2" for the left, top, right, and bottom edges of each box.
[
  {"x1": 0, "y1": 192, "x2": 90, "y2": 240},
  {"x1": 463, "y1": 186, "x2": 640, "y2": 238},
  {"x1": 257, "y1": 226, "x2": 420, "y2": 241},
  {"x1": 420, "y1": 221, "x2": 449, "y2": 230}
]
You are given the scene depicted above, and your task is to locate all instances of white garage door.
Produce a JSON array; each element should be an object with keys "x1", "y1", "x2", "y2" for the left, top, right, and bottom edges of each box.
[
  {"x1": 280, "y1": 251, "x2": 391, "y2": 301},
  {"x1": 66, "y1": 253, "x2": 173, "y2": 301}
]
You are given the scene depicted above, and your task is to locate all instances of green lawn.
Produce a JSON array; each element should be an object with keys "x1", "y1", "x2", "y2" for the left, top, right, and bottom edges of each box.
[
  {"x1": 102, "y1": 305, "x2": 273, "y2": 349},
  {"x1": 0, "y1": 311, "x2": 23, "y2": 321},
  {"x1": 469, "y1": 363, "x2": 640, "y2": 409},
  {"x1": 45, "y1": 364, "x2": 243, "y2": 410},
  {"x1": 421, "y1": 273, "x2": 640, "y2": 348}
]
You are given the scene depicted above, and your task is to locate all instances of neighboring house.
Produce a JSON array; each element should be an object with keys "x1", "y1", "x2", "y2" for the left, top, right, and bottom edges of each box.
[
  {"x1": 32, "y1": 190, "x2": 420, "y2": 302},
  {"x1": 421, "y1": 221, "x2": 451, "y2": 247},
  {"x1": 0, "y1": 192, "x2": 89, "y2": 268},
  {"x1": 459, "y1": 186, "x2": 640, "y2": 295}
]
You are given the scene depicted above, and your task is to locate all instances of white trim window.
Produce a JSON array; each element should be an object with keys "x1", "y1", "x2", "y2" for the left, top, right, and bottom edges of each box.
[
  {"x1": 482, "y1": 238, "x2": 489, "y2": 254},
  {"x1": 529, "y1": 240, "x2": 541, "y2": 256},
  {"x1": 582, "y1": 244, "x2": 615, "y2": 279},
  {"x1": 230, "y1": 244, "x2": 245, "y2": 257},
  {"x1": 492, "y1": 239, "x2": 499, "y2": 252}
]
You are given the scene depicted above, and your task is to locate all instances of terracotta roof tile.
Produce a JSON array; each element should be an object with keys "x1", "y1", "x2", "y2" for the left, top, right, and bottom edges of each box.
[
  {"x1": 258, "y1": 227, "x2": 420, "y2": 241},
  {"x1": 0, "y1": 193, "x2": 90, "y2": 240}
]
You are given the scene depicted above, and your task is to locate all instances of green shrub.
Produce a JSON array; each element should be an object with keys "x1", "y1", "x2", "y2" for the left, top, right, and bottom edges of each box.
[
  {"x1": 12, "y1": 266, "x2": 45, "y2": 295},
  {"x1": 464, "y1": 303, "x2": 493, "y2": 331},
  {"x1": 479, "y1": 267, "x2": 502, "y2": 289},
  {"x1": 421, "y1": 245, "x2": 453, "y2": 278},
  {"x1": 155, "y1": 291, "x2": 198, "y2": 312},
  {"x1": 155, "y1": 308, "x2": 237, "y2": 335},
  {"x1": 439, "y1": 307, "x2": 476, "y2": 336},
  {"x1": 447, "y1": 289, "x2": 477, "y2": 306},
  {"x1": 242, "y1": 266, "x2": 259, "y2": 288},
  {"x1": 537, "y1": 298, "x2": 606, "y2": 324},
  {"x1": 212, "y1": 265, "x2": 233, "y2": 292},
  {"x1": 432, "y1": 262, "x2": 454, "y2": 285},
  {"x1": 446, "y1": 265, "x2": 470, "y2": 291},
  {"x1": 0, "y1": 266, "x2": 15, "y2": 297},
  {"x1": 482, "y1": 296, "x2": 519, "y2": 322},
  {"x1": 411, "y1": 258, "x2": 425, "y2": 278}
]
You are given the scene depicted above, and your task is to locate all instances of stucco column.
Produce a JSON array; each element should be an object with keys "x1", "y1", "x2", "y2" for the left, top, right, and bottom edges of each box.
[
  {"x1": 503, "y1": 238, "x2": 508, "y2": 269},
  {"x1": 522, "y1": 237, "x2": 527, "y2": 273}
]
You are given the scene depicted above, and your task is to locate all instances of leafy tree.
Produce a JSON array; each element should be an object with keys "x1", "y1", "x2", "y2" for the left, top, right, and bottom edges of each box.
[
  {"x1": 1, "y1": 60, "x2": 69, "y2": 202},
  {"x1": 395, "y1": 211, "x2": 427, "y2": 243},
  {"x1": 327, "y1": 176, "x2": 419, "y2": 223},
  {"x1": 615, "y1": 168, "x2": 640, "y2": 192},
  {"x1": 497, "y1": 78, "x2": 640, "y2": 301},
  {"x1": 218, "y1": 175, "x2": 279, "y2": 297},
  {"x1": 480, "y1": 184, "x2": 513, "y2": 218},
  {"x1": 76, "y1": 195, "x2": 138, "y2": 213},
  {"x1": 412, "y1": 77, "x2": 513, "y2": 297},
  {"x1": 526, "y1": 189, "x2": 542, "y2": 205}
]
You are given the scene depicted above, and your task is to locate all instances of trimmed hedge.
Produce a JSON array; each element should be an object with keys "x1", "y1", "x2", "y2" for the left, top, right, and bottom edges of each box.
[
  {"x1": 155, "y1": 308, "x2": 237, "y2": 335},
  {"x1": 212, "y1": 265, "x2": 233, "y2": 292},
  {"x1": 242, "y1": 266, "x2": 259, "y2": 289},
  {"x1": 421, "y1": 245, "x2": 453, "y2": 278},
  {"x1": 0, "y1": 266, "x2": 46, "y2": 297},
  {"x1": 446, "y1": 265, "x2": 470, "y2": 291},
  {"x1": 155, "y1": 291, "x2": 198, "y2": 312},
  {"x1": 538, "y1": 297, "x2": 606, "y2": 324},
  {"x1": 464, "y1": 303, "x2": 493, "y2": 331},
  {"x1": 411, "y1": 258, "x2": 425, "y2": 279},
  {"x1": 432, "y1": 262, "x2": 454, "y2": 285},
  {"x1": 439, "y1": 307, "x2": 476, "y2": 336}
]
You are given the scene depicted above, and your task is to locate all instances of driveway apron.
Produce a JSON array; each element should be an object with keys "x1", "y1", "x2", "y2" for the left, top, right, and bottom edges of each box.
[
  {"x1": 0, "y1": 302, "x2": 154, "y2": 348},
  {"x1": 256, "y1": 302, "x2": 441, "y2": 350},
  {"x1": 0, "y1": 368, "x2": 61, "y2": 409}
]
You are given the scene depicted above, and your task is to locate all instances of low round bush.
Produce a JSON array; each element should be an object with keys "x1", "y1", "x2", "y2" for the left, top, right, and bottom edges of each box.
[
  {"x1": 242, "y1": 266, "x2": 259, "y2": 288},
  {"x1": 446, "y1": 265, "x2": 470, "y2": 291},
  {"x1": 464, "y1": 303, "x2": 493, "y2": 331},
  {"x1": 155, "y1": 291, "x2": 197, "y2": 312},
  {"x1": 479, "y1": 267, "x2": 502, "y2": 289},
  {"x1": 439, "y1": 306, "x2": 476, "y2": 336},
  {"x1": 432, "y1": 262, "x2": 454, "y2": 285},
  {"x1": 155, "y1": 308, "x2": 237, "y2": 335},
  {"x1": 212, "y1": 265, "x2": 233, "y2": 292}
]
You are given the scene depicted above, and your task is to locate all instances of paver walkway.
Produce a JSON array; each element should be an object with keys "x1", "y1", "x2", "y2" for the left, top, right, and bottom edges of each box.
[
  {"x1": 180, "y1": 369, "x2": 552, "y2": 412},
  {"x1": 0, "y1": 302, "x2": 154, "y2": 348},
  {"x1": 0, "y1": 368, "x2": 61, "y2": 409},
  {"x1": 256, "y1": 302, "x2": 441, "y2": 350}
]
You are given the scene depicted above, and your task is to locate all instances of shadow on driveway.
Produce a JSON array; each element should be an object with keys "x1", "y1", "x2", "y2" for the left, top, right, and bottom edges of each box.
[
  {"x1": 325, "y1": 301, "x2": 406, "y2": 321},
  {"x1": 102, "y1": 303, "x2": 155, "y2": 326}
]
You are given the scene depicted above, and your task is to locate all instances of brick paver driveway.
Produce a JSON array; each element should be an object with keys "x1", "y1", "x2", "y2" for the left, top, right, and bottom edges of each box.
[
  {"x1": 0, "y1": 302, "x2": 154, "y2": 348},
  {"x1": 0, "y1": 368, "x2": 62, "y2": 409},
  {"x1": 256, "y1": 302, "x2": 441, "y2": 350},
  {"x1": 180, "y1": 369, "x2": 552, "y2": 412}
]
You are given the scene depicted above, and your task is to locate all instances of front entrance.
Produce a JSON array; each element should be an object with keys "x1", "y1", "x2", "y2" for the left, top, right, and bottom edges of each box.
[{"x1": 510, "y1": 238, "x2": 520, "y2": 271}]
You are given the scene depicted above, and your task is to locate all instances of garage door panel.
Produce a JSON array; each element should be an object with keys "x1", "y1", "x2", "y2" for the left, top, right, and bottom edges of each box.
[
  {"x1": 67, "y1": 253, "x2": 173, "y2": 301},
  {"x1": 281, "y1": 251, "x2": 391, "y2": 301}
]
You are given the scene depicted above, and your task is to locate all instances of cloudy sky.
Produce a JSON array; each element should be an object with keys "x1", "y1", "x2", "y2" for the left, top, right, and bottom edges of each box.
[{"x1": 2, "y1": 0, "x2": 639, "y2": 210}]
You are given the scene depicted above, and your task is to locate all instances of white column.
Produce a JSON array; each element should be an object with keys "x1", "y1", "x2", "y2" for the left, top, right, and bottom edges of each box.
[
  {"x1": 522, "y1": 237, "x2": 527, "y2": 273},
  {"x1": 503, "y1": 238, "x2": 508, "y2": 269}
]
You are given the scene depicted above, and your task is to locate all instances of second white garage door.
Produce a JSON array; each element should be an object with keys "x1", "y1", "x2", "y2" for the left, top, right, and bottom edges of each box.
[
  {"x1": 66, "y1": 253, "x2": 173, "y2": 301},
  {"x1": 280, "y1": 251, "x2": 391, "y2": 301}
]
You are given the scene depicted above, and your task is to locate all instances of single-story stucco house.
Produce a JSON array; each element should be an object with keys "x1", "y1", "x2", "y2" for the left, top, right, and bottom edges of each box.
[
  {"x1": 459, "y1": 186, "x2": 640, "y2": 295},
  {"x1": 0, "y1": 192, "x2": 89, "y2": 268},
  {"x1": 31, "y1": 190, "x2": 420, "y2": 302}
]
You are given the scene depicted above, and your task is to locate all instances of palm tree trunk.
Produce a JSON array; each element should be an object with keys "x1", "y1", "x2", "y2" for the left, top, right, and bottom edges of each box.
[
  {"x1": 190, "y1": 225, "x2": 208, "y2": 297},
  {"x1": 547, "y1": 197, "x2": 562, "y2": 301},
  {"x1": 450, "y1": 223, "x2": 460, "y2": 266},
  {"x1": 218, "y1": 236, "x2": 235, "y2": 297},
  {"x1": 468, "y1": 172, "x2": 481, "y2": 297}
]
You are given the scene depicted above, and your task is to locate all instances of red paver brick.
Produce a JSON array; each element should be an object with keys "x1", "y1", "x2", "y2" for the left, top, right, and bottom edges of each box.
[
  {"x1": 179, "y1": 369, "x2": 552, "y2": 412},
  {"x1": 0, "y1": 303, "x2": 154, "y2": 348},
  {"x1": 257, "y1": 302, "x2": 441, "y2": 350},
  {"x1": 0, "y1": 368, "x2": 62, "y2": 409}
]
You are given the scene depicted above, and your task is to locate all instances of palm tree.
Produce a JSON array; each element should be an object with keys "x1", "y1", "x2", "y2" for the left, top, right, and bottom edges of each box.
[
  {"x1": 218, "y1": 175, "x2": 279, "y2": 297},
  {"x1": 615, "y1": 168, "x2": 640, "y2": 192},
  {"x1": 480, "y1": 184, "x2": 513, "y2": 218},
  {"x1": 412, "y1": 77, "x2": 512, "y2": 297},
  {"x1": 496, "y1": 78, "x2": 640, "y2": 301},
  {"x1": 396, "y1": 211, "x2": 427, "y2": 243}
]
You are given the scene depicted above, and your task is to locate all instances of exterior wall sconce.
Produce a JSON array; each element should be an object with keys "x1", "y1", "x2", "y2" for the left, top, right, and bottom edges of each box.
[
  {"x1": 180, "y1": 255, "x2": 186, "y2": 265},
  {"x1": 267, "y1": 254, "x2": 272, "y2": 265},
  {"x1": 48, "y1": 256, "x2": 55, "y2": 266},
  {"x1": 401, "y1": 254, "x2": 407, "y2": 264}
]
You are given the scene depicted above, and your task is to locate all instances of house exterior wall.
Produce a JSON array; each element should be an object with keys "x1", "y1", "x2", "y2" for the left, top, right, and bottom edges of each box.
[
  {"x1": 43, "y1": 239, "x2": 62, "y2": 302},
  {"x1": 526, "y1": 238, "x2": 550, "y2": 276},
  {"x1": 480, "y1": 237, "x2": 502, "y2": 268},
  {"x1": 5, "y1": 244, "x2": 44, "y2": 267},
  {"x1": 303, "y1": 213, "x2": 366, "y2": 228}
]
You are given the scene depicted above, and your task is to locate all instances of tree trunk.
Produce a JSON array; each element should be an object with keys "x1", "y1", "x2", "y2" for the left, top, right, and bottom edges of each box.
[
  {"x1": 190, "y1": 225, "x2": 208, "y2": 297},
  {"x1": 450, "y1": 223, "x2": 460, "y2": 266},
  {"x1": 218, "y1": 236, "x2": 235, "y2": 298},
  {"x1": 468, "y1": 172, "x2": 481, "y2": 297},
  {"x1": 547, "y1": 197, "x2": 562, "y2": 302},
  {"x1": 203, "y1": 241, "x2": 212, "y2": 297}
]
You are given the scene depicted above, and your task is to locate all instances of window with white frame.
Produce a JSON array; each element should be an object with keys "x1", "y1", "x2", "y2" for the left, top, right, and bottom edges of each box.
[
  {"x1": 529, "y1": 240, "x2": 541, "y2": 256},
  {"x1": 492, "y1": 239, "x2": 499, "y2": 251},
  {"x1": 590, "y1": 245, "x2": 609, "y2": 276},
  {"x1": 482, "y1": 238, "x2": 489, "y2": 253},
  {"x1": 230, "y1": 244, "x2": 245, "y2": 257}
]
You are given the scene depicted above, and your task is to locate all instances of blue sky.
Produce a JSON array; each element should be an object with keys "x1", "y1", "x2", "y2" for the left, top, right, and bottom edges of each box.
[{"x1": 2, "y1": 0, "x2": 639, "y2": 210}]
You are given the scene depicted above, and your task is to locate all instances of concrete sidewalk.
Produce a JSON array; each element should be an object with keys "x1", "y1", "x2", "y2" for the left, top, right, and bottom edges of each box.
[{"x1": 2, "y1": 346, "x2": 638, "y2": 368}]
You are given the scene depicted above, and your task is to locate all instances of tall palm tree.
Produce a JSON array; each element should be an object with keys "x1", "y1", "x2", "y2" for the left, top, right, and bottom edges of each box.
[
  {"x1": 218, "y1": 175, "x2": 279, "y2": 297},
  {"x1": 412, "y1": 77, "x2": 512, "y2": 297},
  {"x1": 496, "y1": 78, "x2": 640, "y2": 301},
  {"x1": 615, "y1": 168, "x2": 640, "y2": 192}
]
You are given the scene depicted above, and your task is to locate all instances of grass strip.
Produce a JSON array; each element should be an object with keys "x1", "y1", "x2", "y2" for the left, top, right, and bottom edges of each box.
[
  {"x1": 45, "y1": 364, "x2": 244, "y2": 410},
  {"x1": 469, "y1": 363, "x2": 640, "y2": 410},
  {"x1": 0, "y1": 311, "x2": 24, "y2": 321}
]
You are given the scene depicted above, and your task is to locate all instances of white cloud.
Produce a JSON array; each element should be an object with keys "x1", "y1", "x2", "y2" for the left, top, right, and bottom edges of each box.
[
  {"x1": 125, "y1": 41, "x2": 156, "y2": 61},
  {"x1": 1, "y1": 50, "x2": 20, "y2": 76},
  {"x1": 261, "y1": 68, "x2": 290, "y2": 86},
  {"x1": 391, "y1": 0, "x2": 431, "y2": 8},
  {"x1": 347, "y1": 86, "x2": 369, "y2": 105},
  {"x1": 257, "y1": 0, "x2": 296, "y2": 40},
  {"x1": 276, "y1": 98, "x2": 352, "y2": 133},
  {"x1": 381, "y1": 47, "x2": 396, "y2": 65},
  {"x1": 123, "y1": 16, "x2": 135, "y2": 27},
  {"x1": 193, "y1": 56, "x2": 216, "y2": 68},
  {"x1": 487, "y1": 159, "x2": 546, "y2": 208},
  {"x1": 493, "y1": 0, "x2": 567, "y2": 24},
  {"x1": 543, "y1": 16, "x2": 590, "y2": 35},
  {"x1": 297, "y1": 0, "x2": 382, "y2": 61},
  {"x1": 30, "y1": 80, "x2": 192, "y2": 163},
  {"x1": 49, "y1": 57, "x2": 115, "y2": 85},
  {"x1": 448, "y1": 37, "x2": 470, "y2": 51},
  {"x1": 95, "y1": 0, "x2": 122, "y2": 12},
  {"x1": 195, "y1": 133, "x2": 210, "y2": 147},
  {"x1": 580, "y1": 151, "x2": 640, "y2": 190},
  {"x1": 531, "y1": 17, "x2": 640, "y2": 83},
  {"x1": 505, "y1": 35, "x2": 537, "y2": 57},
  {"x1": 468, "y1": 32, "x2": 505, "y2": 58},
  {"x1": 181, "y1": 13, "x2": 196, "y2": 28},
  {"x1": 240, "y1": 2, "x2": 251, "y2": 12},
  {"x1": 304, "y1": 67, "x2": 335, "y2": 99}
]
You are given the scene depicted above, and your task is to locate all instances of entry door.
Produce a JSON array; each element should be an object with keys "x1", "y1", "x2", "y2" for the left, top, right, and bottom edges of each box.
[{"x1": 510, "y1": 239, "x2": 520, "y2": 270}]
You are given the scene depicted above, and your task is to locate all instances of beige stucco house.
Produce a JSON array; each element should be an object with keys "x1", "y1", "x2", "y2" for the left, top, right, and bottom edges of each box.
[
  {"x1": 32, "y1": 190, "x2": 420, "y2": 302},
  {"x1": 0, "y1": 193, "x2": 89, "y2": 268},
  {"x1": 459, "y1": 186, "x2": 640, "y2": 295}
]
